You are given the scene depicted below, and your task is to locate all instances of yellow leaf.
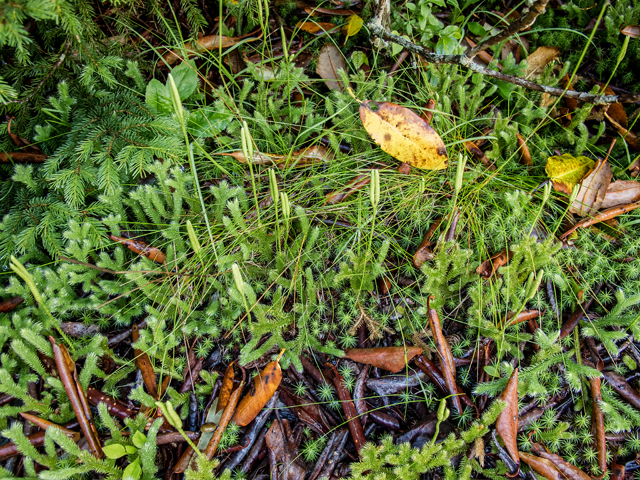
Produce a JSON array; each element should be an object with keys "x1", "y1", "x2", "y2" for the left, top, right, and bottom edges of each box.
[
  {"x1": 359, "y1": 100, "x2": 447, "y2": 170},
  {"x1": 342, "y1": 14, "x2": 363, "y2": 40},
  {"x1": 545, "y1": 153, "x2": 594, "y2": 194}
]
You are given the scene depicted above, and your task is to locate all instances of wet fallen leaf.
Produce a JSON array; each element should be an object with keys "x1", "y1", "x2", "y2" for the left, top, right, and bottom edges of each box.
[
  {"x1": 570, "y1": 159, "x2": 612, "y2": 217},
  {"x1": 477, "y1": 248, "x2": 513, "y2": 279},
  {"x1": 296, "y1": 21, "x2": 338, "y2": 35},
  {"x1": 561, "y1": 201, "x2": 640, "y2": 239},
  {"x1": 360, "y1": 100, "x2": 447, "y2": 170},
  {"x1": 519, "y1": 451, "x2": 564, "y2": 480},
  {"x1": 0, "y1": 296, "x2": 24, "y2": 312},
  {"x1": 280, "y1": 386, "x2": 328, "y2": 434},
  {"x1": 161, "y1": 31, "x2": 261, "y2": 65},
  {"x1": 232, "y1": 350, "x2": 284, "y2": 426},
  {"x1": 601, "y1": 180, "x2": 640, "y2": 209},
  {"x1": 532, "y1": 444, "x2": 592, "y2": 480},
  {"x1": 316, "y1": 43, "x2": 347, "y2": 91},
  {"x1": 223, "y1": 145, "x2": 334, "y2": 166},
  {"x1": 131, "y1": 322, "x2": 159, "y2": 399},
  {"x1": 545, "y1": 153, "x2": 594, "y2": 195},
  {"x1": 496, "y1": 369, "x2": 520, "y2": 469},
  {"x1": 602, "y1": 370, "x2": 640, "y2": 409},
  {"x1": 331, "y1": 364, "x2": 366, "y2": 456},
  {"x1": 343, "y1": 346, "x2": 422, "y2": 373},
  {"x1": 621, "y1": 24, "x2": 640, "y2": 38},
  {"x1": 502, "y1": 310, "x2": 543, "y2": 329},
  {"x1": 265, "y1": 418, "x2": 307, "y2": 479},
  {"x1": 611, "y1": 461, "x2": 625, "y2": 480},
  {"x1": 8, "y1": 118, "x2": 43, "y2": 153},
  {"x1": 218, "y1": 362, "x2": 235, "y2": 412},
  {"x1": 525, "y1": 46, "x2": 560, "y2": 78},
  {"x1": 0, "y1": 152, "x2": 48, "y2": 163},
  {"x1": 605, "y1": 111, "x2": 639, "y2": 150},
  {"x1": 516, "y1": 134, "x2": 532, "y2": 168},
  {"x1": 110, "y1": 235, "x2": 167, "y2": 264},
  {"x1": 342, "y1": 14, "x2": 364, "y2": 40},
  {"x1": 427, "y1": 296, "x2": 462, "y2": 414},
  {"x1": 589, "y1": 377, "x2": 607, "y2": 476}
]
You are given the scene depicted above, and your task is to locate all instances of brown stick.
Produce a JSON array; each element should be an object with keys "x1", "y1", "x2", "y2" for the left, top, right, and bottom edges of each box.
[
  {"x1": 560, "y1": 201, "x2": 640, "y2": 239},
  {"x1": 366, "y1": 21, "x2": 639, "y2": 105}
]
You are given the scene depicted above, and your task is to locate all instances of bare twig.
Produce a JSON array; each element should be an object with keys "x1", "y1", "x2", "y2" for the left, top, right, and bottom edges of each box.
[
  {"x1": 366, "y1": 20, "x2": 640, "y2": 105},
  {"x1": 468, "y1": 0, "x2": 550, "y2": 57}
]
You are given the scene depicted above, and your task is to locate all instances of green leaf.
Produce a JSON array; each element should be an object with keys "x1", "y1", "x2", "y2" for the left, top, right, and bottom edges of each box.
[
  {"x1": 123, "y1": 458, "x2": 142, "y2": 480},
  {"x1": 132, "y1": 431, "x2": 147, "y2": 449},
  {"x1": 145, "y1": 79, "x2": 172, "y2": 114},
  {"x1": 125, "y1": 445, "x2": 138, "y2": 454},
  {"x1": 435, "y1": 35, "x2": 457, "y2": 55},
  {"x1": 468, "y1": 22, "x2": 486, "y2": 37},
  {"x1": 103, "y1": 443, "x2": 128, "y2": 459},
  {"x1": 171, "y1": 60, "x2": 199, "y2": 101},
  {"x1": 187, "y1": 107, "x2": 233, "y2": 137}
]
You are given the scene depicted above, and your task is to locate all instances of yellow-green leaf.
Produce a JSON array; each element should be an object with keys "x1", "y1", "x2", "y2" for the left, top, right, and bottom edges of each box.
[
  {"x1": 545, "y1": 153, "x2": 594, "y2": 194},
  {"x1": 342, "y1": 14, "x2": 363, "y2": 40},
  {"x1": 359, "y1": 100, "x2": 447, "y2": 170}
]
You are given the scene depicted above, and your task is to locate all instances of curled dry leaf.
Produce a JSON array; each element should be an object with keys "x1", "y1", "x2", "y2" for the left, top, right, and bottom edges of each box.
[
  {"x1": 265, "y1": 418, "x2": 307, "y2": 479},
  {"x1": 561, "y1": 201, "x2": 640, "y2": 240},
  {"x1": 545, "y1": 153, "x2": 594, "y2": 195},
  {"x1": 110, "y1": 235, "x2": 166, "y2": 264},
  {"x1": 525, "y1": 46, "x2": 560, "y2": 78},
  {"x1": 570, "y1": 159, "x2": 612, "y2": 217},
  {"x1": 519, "y1": 452, "x2": 564, "y2": 480},
  {"x1": 516, "y1": 134, "x2": 532, "y2": 168},
  {"x1": 601, "y1": 180, "x2": 640, "y2": 209},
  {"x1": 621, "y1": 24, "x2": 640, "y2": 38},
  {"x1": 600, "y1": 85, "x2": 627, "y2": 128},
  {"x1": 332, "y1": 365, "x2": 366, "y2": 455},
  {"x1": 87, "y1": 388, "x2": 139, "y2": 422},
  {"x1": 532, "y1": 444, "x2": 592, "y2": 480},
  {"x1": 20, "y1": 413, "x2": 81, "y2": 442},
  {"x1": 477, "y1": 248, "x2": 513, "y2": 279},
  {"x1": 0, "y1": 296, "x2": 24, "y2": 312},
  {"x1": 161, "y1": 30, "x2": 261, "y2": 65},
  {"x1": 296, "y1": 21, "x2": 338, "y2": 35},
  {"x1": 605, "y1": 111, "x2": 639, "y2": 150},
  {"x1": 360, "y1": 100, "x2": 447, "y2": 170},
  {"x1": 427, "y1": 296, "x2": 462, "y2": 414},
  {"x1": 224, "y1": 145, "x2": 335, "y2": 167},
  {"x1": 502, "y1": 309, "x2": 543, "y2": 329},
  {"x1": 316, "y1": 43, "x2": 347, "y2": 91},
  {"x1": 232, "y1": 350, "x2": 283, "y2": 426},
  {"x1": 496, "y1": 369, "x2": 520, "y2": 469},
  {"x1": 413, "y1": 217, "x2": 443, "y2": 268},
  {"x1": 343, "y1": 346, "x2": 422, "y2": 373},
  {"x1": 464, "y1": 140, "x2": 494, "y2": 170}
]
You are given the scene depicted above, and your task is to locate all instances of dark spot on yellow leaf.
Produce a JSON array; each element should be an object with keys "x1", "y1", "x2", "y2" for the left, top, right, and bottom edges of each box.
[{"x1": 384, "y1": 133, "x2": 391, "y2": 142}]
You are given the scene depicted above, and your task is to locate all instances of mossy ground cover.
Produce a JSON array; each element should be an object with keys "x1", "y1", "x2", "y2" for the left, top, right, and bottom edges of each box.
[{"x1": 1, "y1": 0, "x2": 640, "y2": 479}]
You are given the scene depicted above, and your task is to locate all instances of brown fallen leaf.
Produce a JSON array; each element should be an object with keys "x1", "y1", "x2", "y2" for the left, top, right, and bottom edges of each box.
[
  {"x1": 602, "y1": 370, "x2": 640, "y2": 409},
  {"x1": 232, "y1": 350, "x2": 283, "y2": 426},
  {"x1": 420, "y1": 98, "x2": 436, "y2": 124},
  {"x1": 265, "y1": 417, "x2": 307, "y2": 479},
  {"x1": 316, "y1": 43, "x2": 347, "y2": 91},
  {"x1": 570, "y1": 159, "x2": 612, "y2": 217},
  {"x1": 304, "y1": 5, "x2": 358, "y2": 16},
  {"x1": 413, "y1": 217, "x2": 443, "y2": 268},
  {"x1": 296, "y1": 21, "x2": 338, "y2": 35},
  {"x1": 161, "y1": 30, "x2": 261, "y2": 65},
  {"x1": 0, "y1": 421, "x2": 79, "y2": 462},
  {"x1": 621, "y1": 24, "x2": 640, "y2": 38},
  {"x1": 20, "y1": 413, "x2": 81, "y2": 442},
  {"x1": 0, "y1": 152, "x2": 48, "y2": 163},
  {"x1": 601, "y1": 180, "x2": 640, "y2": 209},
  {"x1": 427, "y1": 296, "x2": 462, "y2": 414},
  {"x1": 8, "y1": 118, "x2": 43, "y2": 153},
  {"x1": 610, "y1": 461, "x2": 625, "y2": 480},
  {"x1": 0, "y1": 296, "x2": 24, "y2": 312},
  {"x1": 502, "y1": 310, "x2": 543, "y2": 329},
  {"x1": 464, "y1": 140, "x2": 494, "y2": 170},
  {"x1": 331, "y1": 364, "x2": 366, "y2": 456},
  {"x1": 325, "y1": 173, "x2": 370, "y2": 204},
  {"x1": 360, "y1": 100, "x2": 447, "y2": 170},
  {"x1": 496, "y1": 369, "x2": 520, "y2": 470},
  {"x1": 589, "y1": 377, "x2": 607, "y2": 477},
  {"x1": 60, "y1": 322, "x2": 100, "y2": 338},
  {"x1": 223, "y1": 145, "x2": 334, "y2": 166},
  {"x1": 343, "y1": 346, "x2": 422, "y2": 373},
  {"x1": 519, "y1": 451, "x2": 564, "y2": 480},
  {"x1": 600, "y1": 85, "x2": 627, "y2": 128},
  {"x1": 204, "y1": 382, "x2": 244, "y2": 459},
  {"x1": 605, "y1": 112, "x2": 639, "y2": 150},
  {"x1": 132, "y1": 322, "x2": 158, "y2": 399},
  {"x1": 110, "y1": 235, "x2": 167, "y2": 264},
  {"x1": 516, "y1": 134, "x2": 532, "y2": 168},
  {"x1": 532, "y1": 443, "x2": 592, "y2": 480},
  {"x1": 476, "y1": 249, "x2": 513, "y2": 278},
  {"x1": 217, "y1": 362, "x2": 235, "y2": 413},
  {"x1": 561, "y1": 201, "x2": 640, "y2": 240},
  {"x1": 465, "y1": 37, "x2": 503, "y2": 70},
  {"x1": 525, "y1": 46, "x2": 560, "y2": 78}
]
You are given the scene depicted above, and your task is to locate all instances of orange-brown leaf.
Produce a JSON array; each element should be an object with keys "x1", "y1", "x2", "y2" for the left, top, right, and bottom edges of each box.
[
  {"x1": 605, "y1": 111, "x2": 639, "y2": 150},
  {"x1": 496, "y1": 369, "x2": 520, "y2": 467},
  {"x1": 343, "y1": 346, "x2": 422, "y2": 373},
  {"x1": 532, "y1": 444, "x2": 592, "y2": 480},
  {"x1": 131, "y1": 323, "x2": 158, "y2": 399},
  {"x1": 0, "y1": 296, "x2": 24, "y2": 312},
  {"x1": 413, "y1": 217, "x2": 443, "y2": 268},
  {"x1": 502, "y1": 310, "x2": 543, "y2": 329},
  {"x1": 296, "y1": 21, "x2": 338, "y2": 35},
  {"x1": 218, "y1": 362, "x2": 235, "y2": 413},
  {"x1": 232, "y1": 351, "x2": 283, "y2": 426},
  {"x1": 464, "y1": 141, "x2": 494, "y2": 170},
  {"x1": 20, "y1": 413, "x2": 80, "y2": 441},
  {"x1": 161, "y1": 30, "x2": 261, "y2": 65},
  {"x1": 476, "y1": 249, "x2": 513, "y2": 278},
  {"x1": 205, "y1": 382, "x2": 244, "y2": 459},
  {"x1": 0, "y1": 152, "x2": 48, "y2": 163},
  {"x1": 360, "y1": 100, "x2": 447, "y2": 170},
  {"x1": 516, "y1": 134, "x2": 532, "y2": 168},
  {"x1": 601, "y1": 180, "x2": 640, "y2": 209},
  {"x1": 110, "y1": 235, "x2": 166, "y2": 264},
  {"x1": 621, "y1": 25, "x2": 640, "y2": 38},
  {"x1": 428, "y1": 296, "x2": 462, "y2": 414},
  {"x1": 519, "y1": 452, "x2": 564, "y2": 480}
]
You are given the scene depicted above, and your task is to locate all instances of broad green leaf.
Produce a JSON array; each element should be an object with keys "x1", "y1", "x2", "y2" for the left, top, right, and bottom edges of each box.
[
  {"x1": 103, "y1": 444, "x2": 128, "y2": 459},
  {"x1": 145, "y1": 79, "x2": 172, "y2": 114},
  {"x1": 468, "y1": 22, "x2": 486, "y2": 37},
  {"x1": 435, "y1": 35, "x2": 457, "y2": 55},
  {"x1": 123, "y1": 458, "x2": 142, "y2": 480},
  {"x1": 545, "y1": 153, "x2": 595, "y2": 193},
  {"x1": 132, "y1": 430, "x2": 147, "y2": 449},
  {"x1": 171, "y1": 60, "x2": 199, "y2": 101},
  {"x1": 342, "y1": 14, "x2": 363, "y2": 41},
  {"x1": 187, "y1": 107, "x2": 233, "y2": 137}
]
